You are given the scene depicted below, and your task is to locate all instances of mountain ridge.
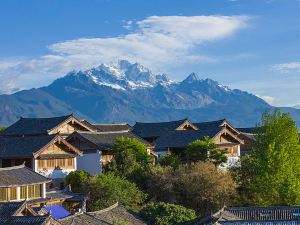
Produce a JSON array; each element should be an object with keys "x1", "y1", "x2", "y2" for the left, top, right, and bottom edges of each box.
[{"x1": 0, "y1": 60, "x2": 299, "y2": 127}]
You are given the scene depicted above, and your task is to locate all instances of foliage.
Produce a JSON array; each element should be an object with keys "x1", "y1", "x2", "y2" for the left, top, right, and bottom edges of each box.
[
  {"x1": 147, "y1": 162, "x2": 237, "y2": 216},
  {"x1": 0, "y1": 127, "x2": 6, "y2": 131},
  {"x1": 64, "y1": 170, "x2": 90, "y2": 193},
  {"x1": 158, "y1": 153, "x2": 181, "y2": 169},
  {"x1": 140, "y1": 202, "x2": 196, "y2": 225},
  {"x1": 106, "y1": 137, "x2": 153, "y2": 187},
  {"x1": 86, "y1": 173, "x2": 147, "y2": 211},
  {"x1": 239, "y1": 110, "x2": 300, "y2": 206},
  {"x1": 185, "y1": 137, "x2": 227, "y2": 166}
]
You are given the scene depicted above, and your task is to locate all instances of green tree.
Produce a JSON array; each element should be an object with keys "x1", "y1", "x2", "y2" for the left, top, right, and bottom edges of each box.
[
  {"x1": 86, "y1": 173, "x2": 147, "y2": 211},
  {"x1": 158, "y1": 153, "x2": 181, "y2": 169},
  {"x1": 147, "y1": 162, "x2": 237, "y2": 216},
  {"x1": 185, "y1": 137, "x2": 227, "y2": 166},
  {"x1": 0, "y1": 127, "x2": 6, "y2": 132},
  {"x1": 140, "y1": 202, "x2": 196, "y2": 225},
  {"x1": 239, "y1": 110, "x2": 300, "y2": 206},
  {"x1": 64, "y1": 170, "x2": 90, "y2": 193},
  {"x1": 106, "y1": 137, "x2": 153, "y2": 187}
]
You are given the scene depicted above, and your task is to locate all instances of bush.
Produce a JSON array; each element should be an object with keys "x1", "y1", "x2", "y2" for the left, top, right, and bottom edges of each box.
[
  {"x1": 140, "y1": 202, "x2": 196, "y2": 225},
  {"x1": 86, "y1": 173, "x2": 147, "y2": 211},
  {"x1": 158, "y1": 153, "x2": 180, "y2": 169},
  {"x1": 147, "y1": 162, "x2": 237, "y2": 216},
  {"x1": 64, "y1": 170, "x2": 90, "y2": 193},
  {"x1": 185, "y1": 137, "x2": 227, "y2": 166},
  {"x1": 106, "y1": 137, "x2": 153, "y2": 188}
]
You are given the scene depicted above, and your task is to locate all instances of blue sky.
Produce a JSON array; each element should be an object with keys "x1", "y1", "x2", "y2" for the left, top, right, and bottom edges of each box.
[{"x1": 0, "y1": 0, "x2": 300, "y2": 106}]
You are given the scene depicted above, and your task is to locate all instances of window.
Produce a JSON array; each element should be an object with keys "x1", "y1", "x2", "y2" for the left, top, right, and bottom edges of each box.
[
  {"x1": 37, "y1": 159, "x2": 45, "y2": 169},
  {"x1": 47, "y1": 159, "x2": 55, "y2": 168},
  {"x1": 0, "y1": 188, "x2": 8, "y2": 201},
  {"x1": 57, "y1": 159, "x2": 65, "y2": 167},
  {"x1": 20, "y1": 186, "x2": 27, "y2": 199},
  {"x1": 34, "y1": 184, "x2": 41, "y2": 198},
  {"x1": 67, "y1": 158, "x2": 74, "y2": 168},
  {"x1": 10, "y1": 187, "x2": 17, "y2": 200},
  {"x1": 28, "y1": 185, "x2": 35, "y2": 199}
]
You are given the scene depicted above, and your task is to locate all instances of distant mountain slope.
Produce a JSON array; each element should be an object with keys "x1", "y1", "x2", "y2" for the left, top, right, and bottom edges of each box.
[{"x1": 0, "y1": 60, "x2": 299, "y2": 127}]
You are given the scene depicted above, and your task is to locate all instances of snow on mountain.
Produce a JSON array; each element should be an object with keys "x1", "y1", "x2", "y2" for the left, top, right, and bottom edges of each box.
[{"x1": 82, "y1": 60, "x2": 170, "y2": 90}]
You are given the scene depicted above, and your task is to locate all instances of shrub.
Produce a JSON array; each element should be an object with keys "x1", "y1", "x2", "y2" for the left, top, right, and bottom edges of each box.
[
  {"x1": 158, "y1": 153, "x2": 181, "y2": 169},
  {"x1": 147, "y1": 162, "x2": 237, "y2": 216},
  {"x1": 86, "y1": 173, "x2": 147, "y2": 211},
  {"x1": 140, "y1": 202, "x2": 196, "y2": 225},
  {"x1": 64, "y1": 170, "x2": 90, "y2": 193}
]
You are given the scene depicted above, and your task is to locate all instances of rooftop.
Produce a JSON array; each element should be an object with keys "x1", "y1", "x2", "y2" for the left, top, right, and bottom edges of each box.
[
  {"x1": 132, "y1": 118, "x2": 189, "y2": 138},
  {"x1": 0, "y1": 164, "x2": 50, "y2": 187},
  {"x1": 0, "y1": 115, "x2": 72, "y2": 136},
  {"x1": 60, "y1": 202, "x2": 146, "y2": 225},
  {"x1": 70, "y1": 130, "x2": 150, "y2": 150}
]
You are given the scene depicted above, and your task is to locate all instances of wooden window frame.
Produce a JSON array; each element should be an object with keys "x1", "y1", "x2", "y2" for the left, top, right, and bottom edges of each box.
[
  {"x1": 20, "y1": 186, "x2": 27, "y2": 199},
  {"x1": 0, "y1": 187, "x2": 8, "y2": 201}
]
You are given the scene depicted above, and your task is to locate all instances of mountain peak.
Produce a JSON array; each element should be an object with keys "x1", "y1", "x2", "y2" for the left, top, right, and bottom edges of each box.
[{"x1": 182, "y1": 73, "x2": 201, "y2": 83}]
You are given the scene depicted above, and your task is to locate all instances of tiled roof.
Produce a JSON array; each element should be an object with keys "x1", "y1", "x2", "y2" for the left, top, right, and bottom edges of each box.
[
  {"x1": 0, "y1": 216, "x2": 53, "y2": 225},
  {"x1": 154, "y1": 128, "x2": 222, "y2": 149},
  {"x1": 60, "y1": 203, "x2": 146, "y2": 225},
  {"x1": 193, "y1": 119, "x2": 226, "y2": 131},
  {"x1": 132, "y1": 119, "x2": 188, "y2": 138},
  {"x1": 72, "y1": 131, "x2": 150, "y2": 150},
  {"x1": 197, "y1": 206, "x2": 300, "y2": 225},
  {"x1": 237, "y1": 127, "x2": 258, "y2": 134},
  {"x1": 0, "y1": 164, "x2": 50, "y2": 187},
  {"x1": 0, "y1": 202, "x2": 25, "y2": 217},
  {"x1": 0, "y1": 135, "x2": 56, "y2": 158},
  {"x1": 93, "y1": 123, "x2": 131, "y2": 132},
  {"x1": 0, "y1": 115, "x2": 72, "y2": 136}
]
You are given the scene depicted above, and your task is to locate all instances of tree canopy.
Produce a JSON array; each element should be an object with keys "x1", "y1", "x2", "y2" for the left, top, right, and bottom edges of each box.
[
  {"x1": 86, "y1": 173, "x2": 147, "y2": 211},
  {"x1": 239, "y1": 110, "x2": 300, "y2": 206},
  {"x1": 64, "y1": 170, "x2": 90, "y2": 193},
  {"x1": 147, "y1": 162, "x2": 237, "y2": 216},
  {"x1": 185, "y1": 137, "x2": 227, "y2": 166},
  {"x1": 140, "y1": 202, "x2": 196, "y2": 225},
  {"x1": 106, "y1": 137, "x2": 153, "y2": 188}
]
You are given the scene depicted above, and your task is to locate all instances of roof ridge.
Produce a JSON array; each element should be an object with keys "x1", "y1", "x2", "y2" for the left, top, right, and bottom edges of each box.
[
  {"x1": 19, "y1": 114, "x2": 72, "y2": 120},
  {"x1": 0, "y1": 164, "x2": 25, "y2": 171},
  {"x1": 135, "y1": 118, "x2": 187, "y2": 124},
  {"x1": 78, "y1": 130, "x2": 130, "y2": 134},
  {"x1": 93, "y1": 123, "x2": 128, "y2": 126}
]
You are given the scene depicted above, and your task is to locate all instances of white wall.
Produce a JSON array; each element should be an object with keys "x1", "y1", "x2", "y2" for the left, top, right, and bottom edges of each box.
[{"x1": 76, "y1": 150, "x2": 102, "y2": 175}]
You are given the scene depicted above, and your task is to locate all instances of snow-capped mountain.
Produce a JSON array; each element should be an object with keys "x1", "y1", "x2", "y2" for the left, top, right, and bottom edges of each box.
[
  {"x1": 0, "y1": 60, "x2": 300, "y2": 127},
  {"x1": 82, "y1": 60, "x2": 172, "y2": 91}
]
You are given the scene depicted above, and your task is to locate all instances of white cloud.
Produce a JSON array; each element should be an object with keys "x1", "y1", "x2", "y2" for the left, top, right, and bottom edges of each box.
[
  {"x1": 271, "y1": 62, "x2": 300, "y2": 73},
  {"x1": 0, "y1": 15, "x2": 249, "y2": 93}
]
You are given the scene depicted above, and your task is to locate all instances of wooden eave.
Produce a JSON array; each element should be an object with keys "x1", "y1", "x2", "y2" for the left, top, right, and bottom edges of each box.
[
  {"x1": 220, "y1": 120, "x2": 240, "y2": 135},
  {"x1": 66, "y1": 132, "x2": 100, "y2": 150},
  {"x1": 33, "y1": 135, "x2": 83, "y2": 158},
  {"x1": 213, "y1": 127, "x2": 244, "y2": 144},
  {"x1": 176, "y1": 119, "x2": 198, "y2": 131},
  {"x1": 47, "y1": 115, "x2": 95, "y2": 134}
]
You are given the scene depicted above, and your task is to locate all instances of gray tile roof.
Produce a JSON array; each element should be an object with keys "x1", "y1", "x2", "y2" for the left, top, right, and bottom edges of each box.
[
  {"x1": 197, "y1": 206, "x2": 300, "y2": 225},
  {"x1": 0, "y1": 216, "x2": 53, "y2": 225},
  {"x1": 193, "y1": 119, "x2": 226, "y2": 131},
  {"x1": 93, "y1": 123, "x2": 132, "y2": 132},
  {"x1": 60, "y1": 203, "x2": 146, "y2": 225},
  {"x1": 0, "y1": 115, "x2": 72, "y2": 136},
  {"x1": 81, "y1": 120, "x2": 131, "y2": 132},
  {"x1": 72, "y1": 131, "x2": 150, "y2": 150},
  {"x1": 132, "y1": 119, "x2": 188, "y2": 138},
  {"x1": 0, "y1": 164, "x2": 50, "y2": 187},
  {"x1": 154, "y1": 128, "x2": 222, "y2": 149},
  {"x1": 0, "y1": 202, "x2": 25, "y2": 217},
  {"x1": 0, "y1": 135, "x2": 56, "y2": 158},
  {"x1": 237, "y1": 127, "x2": 259, "y2": 134}
]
